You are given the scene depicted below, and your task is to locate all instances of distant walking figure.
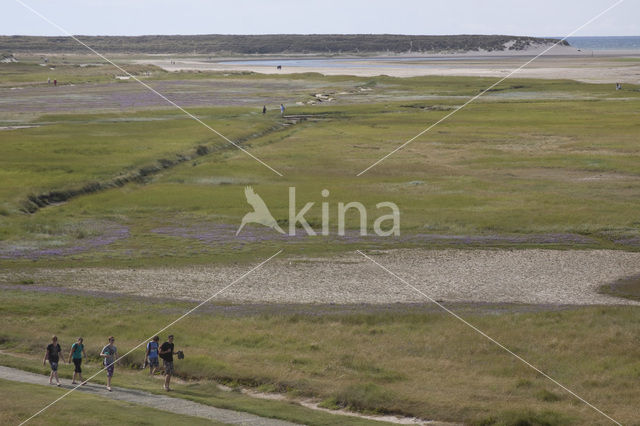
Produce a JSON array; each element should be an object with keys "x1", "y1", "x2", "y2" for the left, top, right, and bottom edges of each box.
[
  {"x1": 69, "y1": 337, "x2": 87, "y2": 384},
  {"x1": 616, "y1": 83, "x2": 622, "y2": 90},
  {"x1": 100, "y1": 336, "x2": 118, "y2": 391},
  {"x1": 43, "y1": 335, "x2": 65, "y2": 386},
  {"x1": 47, "y1": 77, "x2": 50, "y2": 84},
  {"x1": 53, "y1": 79, "x2": 57, "y2": 87},
  {"x1": 262, "y1": 105, "x2": 266, "y2": 114},
  {"x1": 145, "y1": 335, "x2": 160, "y2": 376},
  {"x1": 280, "y1": 103, "x2": 285, "y2": 116},
  {"x1": 236, "y1": 186, "x2": 285, "y2": 235}
]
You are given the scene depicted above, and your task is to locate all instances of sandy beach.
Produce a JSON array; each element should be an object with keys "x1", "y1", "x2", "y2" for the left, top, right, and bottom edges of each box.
[{"x1": 138, "y1": 45, "x2": 640, "y2": 84}]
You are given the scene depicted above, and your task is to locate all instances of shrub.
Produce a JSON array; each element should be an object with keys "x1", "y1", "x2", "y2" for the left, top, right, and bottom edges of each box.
[
  {"x1": 473, "y1": 409, "x2": 572, "y2": 426},
  {"x1": 326, "y1": 382, "x2": 396, "y2": 414},
  {"x1": 537, "y1": 389, "x2": 562, "y2": 402}
]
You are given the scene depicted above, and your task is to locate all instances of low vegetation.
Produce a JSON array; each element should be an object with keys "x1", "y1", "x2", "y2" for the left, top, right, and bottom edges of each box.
[
  {"x1": 1, "y1": 71, "x2": 639, "y2": 266},
  {"x1": 0, "y1": 34, "x2": 568, "y2": 54},
  {"x1": 0, "y1": 379, "x2": 222, "y2": 425},
  {"x1": 0, "y1": 289, "x2": 637, "y2": 424},
  {"x1": 0, "y1": 60, "x2": 164, "y2": 87}
]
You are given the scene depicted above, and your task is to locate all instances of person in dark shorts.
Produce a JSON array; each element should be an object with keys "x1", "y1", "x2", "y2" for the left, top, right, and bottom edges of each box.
[
  {"x1": 144, "y1": 335, "x2": 160, "y2": 376},
  {"x1": 43, "y1": 335, "x2": 65, "y2": 386},
  {"x1": 68, "y1": 337, "x2": 87, "y2": 385},
  {"x1": 100, "y1": 336, "x2": 118, "y2": 391},
  {"x1": 159, "y1": 335, "x2": 176, "y2": 391}
]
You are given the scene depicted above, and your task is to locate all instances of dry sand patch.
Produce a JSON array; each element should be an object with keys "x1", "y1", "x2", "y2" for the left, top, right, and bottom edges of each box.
[{"x1": 3, "y1": 249, "x2": 639, "y2": 306}]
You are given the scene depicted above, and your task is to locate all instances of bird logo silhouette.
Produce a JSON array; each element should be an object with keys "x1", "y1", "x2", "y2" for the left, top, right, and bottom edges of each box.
[{"x1": 236, "y1": 186, "x2": 285, "y2": 235}]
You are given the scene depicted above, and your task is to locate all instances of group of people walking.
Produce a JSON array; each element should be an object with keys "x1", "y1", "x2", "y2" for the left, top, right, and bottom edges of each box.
[
  {"x1": 43, "y1": 334, "x2": 178, "y2": 392},
  {"x1": 144, "y1": 334, "x2": 177, "y2": 391}
]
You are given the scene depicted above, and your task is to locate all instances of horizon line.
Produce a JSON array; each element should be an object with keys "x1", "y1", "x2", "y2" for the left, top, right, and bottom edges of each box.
[{"x1": 1, "y1": 33, "x2": 639, "y2": 37}]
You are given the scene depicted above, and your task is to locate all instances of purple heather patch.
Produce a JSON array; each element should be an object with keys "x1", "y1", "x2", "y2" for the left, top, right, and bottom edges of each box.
[
  {"x1": 0, "y1": 79, "x2": 320, "y2": 115},
  {"x1": 152, "y1": 223, "x2": 305, "y2": 244},
  {"x1": 613, "y1": 236, "x2": 640, "y2": 247},
  {"x1": 151, "y1": 222, "x2": 598, "y2": 246},
  {"x1": 0, "y1": 222, "x2": 129, "y2": 260}
]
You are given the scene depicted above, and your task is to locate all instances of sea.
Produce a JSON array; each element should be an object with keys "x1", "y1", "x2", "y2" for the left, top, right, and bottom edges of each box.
[{"x1": 565, "y1": 36, "x2": 640, "y2": 50}]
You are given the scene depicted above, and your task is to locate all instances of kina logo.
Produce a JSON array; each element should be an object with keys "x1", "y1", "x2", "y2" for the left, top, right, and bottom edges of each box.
[
  {"x1": 236, "y1": 186, "x2": 286, "y2": 236},
  {"x1": 236, "y1": 186, "x2": 400, "y2": 237}
]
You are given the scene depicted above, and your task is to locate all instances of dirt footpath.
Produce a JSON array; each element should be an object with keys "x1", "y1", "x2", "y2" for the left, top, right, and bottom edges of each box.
[
  {"x1": 0, "y1": 365, "x2": 298, "y2": 426},
  {"x1": 3, "y1": 249, "x2": 639, "y2": 305}
]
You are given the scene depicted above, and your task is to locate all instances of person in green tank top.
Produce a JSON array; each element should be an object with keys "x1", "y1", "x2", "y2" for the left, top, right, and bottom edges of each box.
[{"x1": 68, "y1": 337, "x2": 87, "y2": 385}]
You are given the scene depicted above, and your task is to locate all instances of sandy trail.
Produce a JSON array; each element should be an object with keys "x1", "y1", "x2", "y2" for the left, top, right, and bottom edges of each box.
[
  {"x1": 3, "y1": 249, "x2": 639, "y2": 305},
  {"x1": 0, "y1": 365, "x2": 299, "y2": 426}
]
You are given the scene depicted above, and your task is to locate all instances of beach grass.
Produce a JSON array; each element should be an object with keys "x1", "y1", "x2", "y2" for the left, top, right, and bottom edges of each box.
[{"x1": 0, "y1": 289, "x2": 638, "y2": 424}]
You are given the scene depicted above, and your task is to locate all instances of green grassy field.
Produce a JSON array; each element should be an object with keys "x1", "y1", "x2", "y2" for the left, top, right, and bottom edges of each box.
[
  {"x1": 0, "y1": 108, "x2": 278, "y2": 208},
  {"x1": 0, "y1": 59, "x2": 164, "y2": 87},
  {"x1": 1, "y1": 70, "x2": 639, "y2": 266},
  {"x1": 2, "y1": 60, "x2": 640, "y2": 425},
  {"x1": 0, "y1": 289, "x2": 638, "y2": 425}
]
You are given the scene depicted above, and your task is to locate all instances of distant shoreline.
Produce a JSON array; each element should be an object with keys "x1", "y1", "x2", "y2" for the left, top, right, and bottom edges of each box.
[{"x1": 136, "y1": 46, "x2": 640, "y2": 84}]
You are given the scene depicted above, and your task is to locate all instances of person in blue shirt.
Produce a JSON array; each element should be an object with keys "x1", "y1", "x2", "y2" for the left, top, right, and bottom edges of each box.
[{"x1": 144, "y1": 335, "x2": 160, "y2": 376}]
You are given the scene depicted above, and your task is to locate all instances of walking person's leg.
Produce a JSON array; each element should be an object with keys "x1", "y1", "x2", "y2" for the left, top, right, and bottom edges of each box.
[
  {"x1": 163, "y1": 360, "x2": 173, "y2": 390},
  {"x1": 72, "y1": 358, "x2": 82, "y2": 383},
  {"x1": 164, "y1": 371, "x2": 171, "y2": 390},
  {"x1": 105, "y1": 363, "x2": 114, "y2": 391},
  {"x1": 51, "y1": 361, "x2": 60, "y2": 385}
]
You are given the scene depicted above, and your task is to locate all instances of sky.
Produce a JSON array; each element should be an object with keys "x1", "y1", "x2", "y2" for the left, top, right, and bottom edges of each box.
[{"x1": 4, "y1": 0, "x2": 639, "y2": 37}]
